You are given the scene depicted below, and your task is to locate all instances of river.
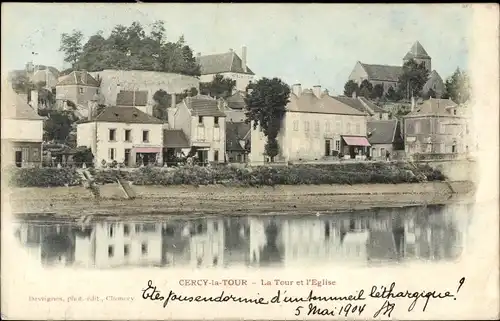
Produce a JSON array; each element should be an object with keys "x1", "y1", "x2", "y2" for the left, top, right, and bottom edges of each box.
[{"x1": 13, "y1": 203, "x2": 473, "y2": 269}]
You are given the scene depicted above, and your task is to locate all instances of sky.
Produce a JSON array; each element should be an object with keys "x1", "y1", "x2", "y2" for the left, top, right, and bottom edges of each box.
[{"x1": 2, "y1": 3, "x2": 473, "y2": 94}]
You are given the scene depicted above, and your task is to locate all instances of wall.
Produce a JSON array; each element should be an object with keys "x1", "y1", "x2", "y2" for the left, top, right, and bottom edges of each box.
[
  {"x1": 348, "y1": 62, "x2": 369, "y2": 84},
  {"x1": 56, "y1": 85, "x2": 99, "y2": 106},
  {"x1": 200, "y1": 72, "x2": 254, "y2": 92},
  {"x1": 370, "y1": 143, "x2": 394, "y2": 159},
  {"x1": 168, "y1": 103, "x2": 192, "y2": 140},
  {"x1": 76, "y1": 122, "x2": 95, "y2": 150},
  {"x1": 190, "y1": 113, "x2": 226, "y2": 163},
  {"x1": 1, "y1": 140, "x2": 42, "y2": 167},
  {"x1": 90, "y1": 70, "x2": 200, "y2": 106},
  {"x1": 1, "y1": 118, "x2": 43, "y2": 142}
]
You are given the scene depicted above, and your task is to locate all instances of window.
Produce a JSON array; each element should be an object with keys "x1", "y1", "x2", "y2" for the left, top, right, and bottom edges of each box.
[
  {"x1": 325, "y1": 139, "x2": 331, "y2": 156},
  {"x1": 336, "y1": 121, "x2": 341, "y2": 132},
  {"x1": 124, "y1": 244, "x2": 130, "y2": 257},
  {"x1": 355, "y1": 123, "x2": 360, "y2": 135},
  {"x1": 96, "y1": 89, "x2": 100, "y2": 95},
  {"x1": 198, "y1": 116, "x2": 203, "y2": 125},
  {"x1": 314, "y1": 120, "x2": 320, "y2": 132},
  {"x1": 453, "y1": 109, "x2": 457, "y2": 115},
  {"x1": 124, "y1": 129, "x2": 131, "y2": 142},
  {"x1": 214, "y1": 150, "x2": 219, "y2": 162},
  {"x1": 415, "y1": 121, "x2": 421, "y2": 134},
  {"x1": 293, "y1": 120, "x2": 299, "y2": 131},
  {"x1": 109, "y1": 129, "x2": 116, "y2": 141},
  {"x1": 335, "y1": 140, "x2": 340, "y2": 151},
  {"x1": 346, "y1": 123, "x2": 351, "y2": 133},
  {"x1": 213, "y1": 221, "x2": 219, "y2": 231},
  {"x1": 79, "y1": 87, "x2": 84, "y2": 94},
  {"x1": 142, "y1": 130, "x2": 149, "y2": 143},
  {"x1": 304, "y1": 121, "x2": 310, "y2": 131},
  {"x1": 108, "y1": 245, "x2": 114, "y2": 257},
  {"x1": 108, "y1": 148, "x2": 116, "y2": 160},
  {"x1": 141, "y1": 242, "x2": 148, "y2": 255},
  {"x1": 135, "y1": 224, "x2": 141, "y2": 233},
  {"x1": 108, "y1": 224, "x2": 114, "y2": 237},
  {"x1": 439, "y1": 123, "x2": 445, "y2": 134},
  {"x1": 325, "y1": 121, "x2": 331, "y2": 132},
  {"x1": 452, "y1": 143, "x2": 457, "y2": 153},
  {"x1": 214, "y1": 117, "x2": 219, "y2": 125},
  {"x1": 124, "y1": 224, "x2": 130, "y2": 236}
]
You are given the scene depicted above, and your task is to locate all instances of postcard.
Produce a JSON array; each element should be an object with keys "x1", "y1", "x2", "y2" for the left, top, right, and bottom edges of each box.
[{"x1": 1, "y1": 3, "x2": 499, "y2": 320}]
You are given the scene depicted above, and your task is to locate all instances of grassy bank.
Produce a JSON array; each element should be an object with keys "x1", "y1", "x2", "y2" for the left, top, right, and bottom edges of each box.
[{"x1": 6, "y1": 162, "x2": 446, "y2": 188}]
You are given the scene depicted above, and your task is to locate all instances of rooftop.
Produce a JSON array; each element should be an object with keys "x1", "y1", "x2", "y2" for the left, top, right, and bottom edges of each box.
[
  {"x1": 2, "y1": 82, "x2": 44, "y2": 120},
  {"x1": 163, "y1": 129, "x2": 190, "y2": 148},
  {"x1": 116, "y1": 90, "x2": 149, "y2": 107},
  {"x1": 359, "y1": 62, "x2": 402, "y2": 82},
  {"x1": 83, "y1": 106, "x2": 163, "y2": 124},
  {"x1": 405, "y1": 98, "x2": 459, "y2": 118},
  {"x1": 367, "y1": 119, "x2": 399, "y2": 144},
  {"x1": 287, "y1": 90, "x2": 366, "y2": 116},
  {"x1": 197, "y1": 50, "x2": 254, "y2": 75},
  {"x1": 183, "y1": 95, "x2": 227, "y2": 117},
  {"x1": 56, "y1": 70, "x2": 100, "y2": 87},
  {"x1": 403, "y1": 41, "x2": 431, "y2": 61}
]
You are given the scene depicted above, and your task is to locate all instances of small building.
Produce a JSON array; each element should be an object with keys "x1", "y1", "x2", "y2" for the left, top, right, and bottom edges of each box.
[
  {"x1": 197, "y1": 46, "x2": 255, "y2": 92},
  {"x1": 56, "y1": 70, "x2": 100, "y2": 106},
  {"x1": 403, "y1": 98, "x2": 468, "y2": 159},
  {"x1": 226, "y1": 121, "x2": 251, "y2": 163},
  {"x1": 168, "y1": 95, "x2": 227, "y2": 164},
  {"x1": 1, "y1": 82, "x2": 44, "y2": 168},
  {"x1": 163, "y1": 129, "x2": 191, "y2": 164},
  {"x1": 76, "y1": 106, "x2": 163, "y2": 167},
  {"x1": 367, "y1": 119, "x2": 404, "y2": 160}
]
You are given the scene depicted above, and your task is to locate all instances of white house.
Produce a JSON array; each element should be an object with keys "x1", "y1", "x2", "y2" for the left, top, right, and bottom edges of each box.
[
  {"x1": 76, "y1": 106, "x2": 163, "y2": 167},
  {"x1": 197, "y1": 46, "x2": 255, "y2": 92},
  {"x1": 1, "y1": 82, "x2": 44, "y2": 168},
  {"x1": 249, "y1": 84, "x2": 370, "y2": 164},
  {"x1": 167, "y1": 95, "x2": 227, "y2": 164}
]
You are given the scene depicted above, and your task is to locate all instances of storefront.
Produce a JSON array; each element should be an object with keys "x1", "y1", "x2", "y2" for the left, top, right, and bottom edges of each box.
[
  {"x1": 341, "y1": 136, "x2": 371, "y2": 159},
  {"x1": 134, "y1": 147, "x2": 162, "y2": 166}
]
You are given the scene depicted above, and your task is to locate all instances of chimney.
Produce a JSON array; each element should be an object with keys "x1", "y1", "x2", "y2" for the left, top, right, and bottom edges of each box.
[
  {"x1": 352, "y1": 91, "x2": 357, "y2": 99},
  {"x1": 241, "y1": 46, "x2": 247, "y2": 72},
  {"x1": 292, "y1": 84, "x2": 302, "y2": 97},
  {"x1": 312, "y1": 85, "x2": 322, "y2": 98},
  {"x1": 171, "y1": 93, "x2": 177, "y2": 108},
  {"x1": 411, "y1": 95, "x2": 415, "y2": 112}
]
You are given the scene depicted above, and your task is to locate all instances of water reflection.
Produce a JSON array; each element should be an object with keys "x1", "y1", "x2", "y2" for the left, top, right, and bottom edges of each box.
[{"x1": 13, "y1": 204, "x2": 473, "y2": 269}]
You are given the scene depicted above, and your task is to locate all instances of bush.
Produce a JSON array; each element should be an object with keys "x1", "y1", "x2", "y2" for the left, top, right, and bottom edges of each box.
[{"x1": 8, "y1": 161, "x2": 447, "y2": 188}]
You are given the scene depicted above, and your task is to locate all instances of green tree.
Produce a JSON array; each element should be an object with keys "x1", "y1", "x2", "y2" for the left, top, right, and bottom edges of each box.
[
  {"x1": 444, "y1": 68, "x2": 471, "y2": 104},
  {"x1": 371, "y1": 84, "x2": 384, "y2": 99},
  {"x1": 343, "y1": 80, "x2": 359, "y2": 97},
  {"x1": 200, "y1": 74, "x2": 236, "y2": 98},
  {"x1": 396, "y1": 59, "x2": 430, "y2": 99},
  {"x1": 385, "y1": 86, "x2": 402, "y2": 102},
  {"x1": 244, "y1": 78, "x2": 291, "y2": 161},
  {"x1": 73, "y1": 147, "x2": 94, "y2": 167},
  {"x1": 359, "y1": 80, "x2": 373, "y2": 98},
  {"x1": 59, "y1": 30, "x2": 84, "y2": 69},
  {"x1": 43, "y1": 110, "x2": 74, "y2": 142}
]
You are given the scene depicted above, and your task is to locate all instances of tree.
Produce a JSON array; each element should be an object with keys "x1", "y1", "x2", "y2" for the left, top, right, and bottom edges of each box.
[
  {"x1": 423, "y1": 88, "x2": 437, "y2": 99},
  {"x1": 152, "y1": 87, "x2": 198, "y2": 121},
  {"x1": 73, "y1": 147, "x2": 94, "y2": 167},
  {"x1": 343, "y1": 80, "x2": 359, "y2": 97},
  {"x1": 59, "y1": 30, "x2": 84, "y2": 69},
  {"x1": 43, "y1": 110, "x2": 74, "y2": 142},
  {"x1": 244, "y1": 78, "x2": 291, "y2": 161},
  {"x1": 396, "y1": 59, "x2": 430, "y2": 99},
  {"x1": 371, "y1": 84, "x2": 384, "y2": 99},
  {"x1": 200, "y1": 74, "x2": 236, "y2": 98},
  {"x1": 444, "y1": 68, "x2": 471, "y2": 104},
  {"x1": 385, "y1": 86, "x2": 402, "y2": 102},
  {"x1": 359, "y1": 80, "x2": 373, "y2": 98}
]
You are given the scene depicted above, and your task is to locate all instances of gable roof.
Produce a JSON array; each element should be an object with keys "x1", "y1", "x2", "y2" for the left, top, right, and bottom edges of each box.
[
  {"x1": 405, "y1": 98, "x2": 458, "y2": 118},
  {"x1": 116, "y1": 90, "x2": 149, "y2": 107},
  {"x1": 226, "y1": 122, "x2": 251, "y2": 151},
  {"x1": 359, "y1": 62, "x2": 402, "y2": 82},
  {"x1": 367, "y1": 120, "x2": 398, "y2": 144},
  {"x1": 2, "y1": 82, "x2": 44, "y2": 120},
  {"x1": 287, "y1": 90, "x2": 366, "y2": 116},
  {"x1": 90, "y1": 106, "x2": 163, "y2": 124},
  {"x1": 334, "y1": 96, "x2": 370, "y2": 114},
  {"x1": 183, "y1": 95, "x2": 227, "y2": 117},
  {"x1": 163, "y1": 129, "x2": 190, "y2": 148},
  {"x1": 197, "y1": 51, "x2": 255, "y2": 75},
  {"x1": 403, "y1": 41, "x2": 431, "y2": 61},
  {"x1": 56, "y1": 71, "x2": 99, "y2": 87},
  {"x1": 225, "y1": 91, "x2": 246, "y2": 110}
]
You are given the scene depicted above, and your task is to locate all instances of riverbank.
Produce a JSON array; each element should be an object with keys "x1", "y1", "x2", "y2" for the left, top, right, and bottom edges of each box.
[{"x1": 5, "y1": 181, "x2": 475, "y2": 218}]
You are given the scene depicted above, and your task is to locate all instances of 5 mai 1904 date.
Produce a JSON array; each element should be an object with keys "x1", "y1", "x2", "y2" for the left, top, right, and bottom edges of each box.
[{"x1": 294, "y1": 302, "x2": 366, "y2": 317}]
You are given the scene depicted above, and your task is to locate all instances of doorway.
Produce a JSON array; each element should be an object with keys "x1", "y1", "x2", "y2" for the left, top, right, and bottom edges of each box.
[
  {"x1": 324, "y1": 139, "x2": 331, "y2": 156},
  {"x1": 124, "y1": 149, "x2": 131, "y2": 167},
  {"x1": 15, "y1": 151, "x2": 22, "y2": 167}
]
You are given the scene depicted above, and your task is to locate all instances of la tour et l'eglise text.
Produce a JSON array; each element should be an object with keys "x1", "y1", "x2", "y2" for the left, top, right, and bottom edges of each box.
[{"x1": 261, "y1": 279, "x2": 336, "y2": 287}]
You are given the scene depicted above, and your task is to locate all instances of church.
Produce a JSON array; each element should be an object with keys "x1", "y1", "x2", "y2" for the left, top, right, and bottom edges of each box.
[{"x1": 347, "y1": 41, "x2": 445, "y2": 97}]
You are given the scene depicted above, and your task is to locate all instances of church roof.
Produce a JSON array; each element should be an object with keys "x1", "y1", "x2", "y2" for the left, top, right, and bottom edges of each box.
[
  {"x1": 359, "y1": 63, "x2": 402, "y2": 82},
  {"x1": 403, "y1": 41, "x2": 431, "y2": 60}
]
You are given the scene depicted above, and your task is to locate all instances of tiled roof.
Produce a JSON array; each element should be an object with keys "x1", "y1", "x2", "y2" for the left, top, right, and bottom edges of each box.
[
  {"x1": 287, "y1": 90, "x2": 366, "y2": 116},
  {"x1": 403, "y1": 41, "x2": 431, "y2": 60},
  {"x1": 360, "y1": 63, "x2": 402, "y2": 82},
  {"x1": 91, "y1": 106, "x2": 163, "y2": 124},
  {"x1": 184, "y1": 95, "x2": 227, "y2": 117},
  {"x1": 116, "y1": 90, "x2": 149, "y2": 107},
  {"x1": 56, "y1": 71, "x2": 99, "y2": 87},
  {"x1": 422, "y1": 70, "x2": 444, "y2": 92},
  {"x1": 2, "y1": 82, "x2": 44, "y2": 120},
  {"x1": 405, "y1": 98, "x2": 458, "y2": 118},
  {"x1": 358, "y1": 97, "x2": 387, "y2": 113},
  {"x1": 334, "y1": 96, "x2": 370, "y2": 114},
  {"x1": 225, "y1": 91, "x2": 246, "y2": 110},
  {"x1": 197, "y1": 51, "x2": 255, "y2": 75},
  {"x1": 226, "y1": 122, "x2": 250, "y2": 151},
  {"x1": 163, "y1": 129, "x2": 190, "y2": 148},
  {"x1": 367, "y1": 120, "x2": 398, "y2": 144}
]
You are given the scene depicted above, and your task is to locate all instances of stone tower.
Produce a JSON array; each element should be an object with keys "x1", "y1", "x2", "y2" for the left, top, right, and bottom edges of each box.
[{"x1": 403, "y1": 41, "x2": 432, "y2": 71}]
